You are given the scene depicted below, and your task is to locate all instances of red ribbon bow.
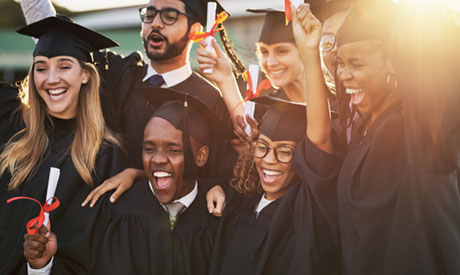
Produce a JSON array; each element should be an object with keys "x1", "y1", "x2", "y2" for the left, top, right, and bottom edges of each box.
[
  {"x1": 189, "y1": 11, "x2": 229, "y2": 42},
  {"x1": 7, "y1": 196, "x2": 60, "y2": 235},
  {"x1": 244, "y1": 70, "x2": 273, "y2": 100},
  {"x1": 285, "y1": 0, "x2": 292, "y2": 25}
]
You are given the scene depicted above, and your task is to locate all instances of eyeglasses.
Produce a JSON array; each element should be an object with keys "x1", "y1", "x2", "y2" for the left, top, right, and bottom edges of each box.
[
  {"x1": 250, "y1": 141, "x2": 295, "y2": 164},
  {"x1": 320, "y1": 34, "x2": 336, "y2": 53},
  {"x1": 139, "y1": 6, "x2": 195, "y2": 25}
]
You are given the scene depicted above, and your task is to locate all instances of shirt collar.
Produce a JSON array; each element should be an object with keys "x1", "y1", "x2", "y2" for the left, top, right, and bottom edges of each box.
[
  {"x1": 142, "y1": 62, "x2": 192, "y2": 87},
  {"x1": 255, "y1": 193, "x2": 275, "y2": 216},
  {"x1": 148, "y1": 180, "x2": 198, "y2": 210}
]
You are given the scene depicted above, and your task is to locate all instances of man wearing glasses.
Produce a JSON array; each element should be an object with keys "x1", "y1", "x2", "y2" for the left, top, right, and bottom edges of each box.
[{"x1": 20, "y1": 0, "x2": 237, "y2": 185}]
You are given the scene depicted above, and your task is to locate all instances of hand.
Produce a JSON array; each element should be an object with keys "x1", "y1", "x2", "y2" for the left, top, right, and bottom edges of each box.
[
  {"x1": 233, "y1": 114, "x2": 259, "y2": 142},
  {"x1": 206, "y1": 185, "x2": 226, "y2": 217},
  {"x1": 24, "y1": 224, "x2": 57, "y2": 269},
  {"x1": 81, "y1": 168, "x2": 143, "y2": 207},
  {"x1": 292, "y1": 3, "x2": 322, "y2": 53},
  {"x1": 196, "y1": 39, "x2": 233, "y2": 86}
]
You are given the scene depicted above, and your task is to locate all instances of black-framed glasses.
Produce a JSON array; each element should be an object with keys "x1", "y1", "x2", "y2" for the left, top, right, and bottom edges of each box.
[
  {"x1": 320, "y1": 33, "x2": 336, "y2": 53},
  {"x1": 250, "y1": 141, "x2": 295, "y2": 164},
  {"x1": 139, "y1": 6, "x2": 195, "y2": 25}
]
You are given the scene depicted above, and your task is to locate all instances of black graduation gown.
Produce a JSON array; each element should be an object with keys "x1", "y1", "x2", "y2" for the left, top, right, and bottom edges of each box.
[
  {"x1": 93, "y1": 51, "x2": 236, "y2": 179},
  {"x1": 0, "y1": 86, "x2": 128, "y2": 274},
  {"x1": 93, "y1": 178, "x2": 220, "y2": 275},
  {"x1": 304, "y1": 102, "x2": 460, "y2": 275},
  {"x1": 210, "y1": 144, "x2": 341, "y2": 275}
]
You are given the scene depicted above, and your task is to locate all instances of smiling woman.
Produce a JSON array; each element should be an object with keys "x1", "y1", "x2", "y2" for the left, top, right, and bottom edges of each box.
[{"x1": 0, "y1": 16, "x2": 128, "y2": 274}]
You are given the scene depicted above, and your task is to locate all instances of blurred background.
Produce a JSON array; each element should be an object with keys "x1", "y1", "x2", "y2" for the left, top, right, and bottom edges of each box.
[{"x1": 0, "y1": 0, "x2": 284, "y2": 83}]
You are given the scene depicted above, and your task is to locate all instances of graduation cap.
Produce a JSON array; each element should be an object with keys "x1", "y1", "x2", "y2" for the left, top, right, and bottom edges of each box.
[
  {"x1": 248, "y1": 1, "x2": 324, "y2": 45},
  {"x1": 182, "y1": 0, "x2": 228, "y2": 25},
  {"x1": 17, "y1": 15, "x2": 119, "y2": 63},
  {"x1": 143, "y1": 87, "x2": 235, "y2": 180},
  {"x1": 251, "y1": 96, "x2": 307, "y2": 142},
  {"x1": 336, "y1": 0, "x2": 397, "y2": 47}
]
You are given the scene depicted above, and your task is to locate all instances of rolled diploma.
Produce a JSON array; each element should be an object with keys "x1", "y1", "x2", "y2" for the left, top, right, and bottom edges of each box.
[
  {"x1": 291, "y1": 0, "x2": 303, "y2": 9},
  {"x1": 244, "y1": 64, "x2": 260, "y2": 135},
  {"x1": 204, "y1": 2, "x2": 217, "y2": 74},
  {"x1": 44, "y1": 167, "x2": 60, "y2": 227}
]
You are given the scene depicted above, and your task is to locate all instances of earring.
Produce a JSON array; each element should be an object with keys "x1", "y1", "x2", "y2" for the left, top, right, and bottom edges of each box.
[{"x1": 387, "y1": 73, "x2": 397, "y2": 89}]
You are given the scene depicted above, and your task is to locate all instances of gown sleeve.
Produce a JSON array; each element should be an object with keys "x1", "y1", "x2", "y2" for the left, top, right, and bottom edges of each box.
[{"x1": 0, "y1": 82, "x2": 23, "y2": 147}]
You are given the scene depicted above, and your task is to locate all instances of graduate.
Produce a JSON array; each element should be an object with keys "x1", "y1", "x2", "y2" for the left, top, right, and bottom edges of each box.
[
  {"x1": 206, "y1": 96, "x2": 340, "y2": 275},
  {"x1": 294, "y1": 1, "x2": 460, "y2": 274},
  {"x1": 0, "y1": 16, "x2": 127, "y2": 274},
  {"x1": 19, "y1": 0, "x2": 241, "y2": 188},
  {"x1": 81, "y1": 88, "x2": 233, "y2": 275}
]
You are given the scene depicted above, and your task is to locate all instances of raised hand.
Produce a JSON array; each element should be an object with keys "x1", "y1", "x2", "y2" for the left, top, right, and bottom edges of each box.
[
  {"x1": 24, "y1": 224, "x2": 57, "y2": 269},
  {"x1": 291, "y1": 3, "x2": 322, "y2": 53},
  {"x1": 197, "y1": 38, "x2": 233, "y2": 86}
]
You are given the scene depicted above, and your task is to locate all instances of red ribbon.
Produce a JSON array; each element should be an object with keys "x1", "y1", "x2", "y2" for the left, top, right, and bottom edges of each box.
[
  {"x1": 244, "y1": 70, "x2": 273, "y2": 100},
  {"x1": 285, "y1": 0, "x2": 292, "y2": 25},
  {"x1": 189, "y1": 11, "x2": 229, "y2": 42},
  {"x1": 7, "y1": 196, "x2": 60, "y2": 235}
]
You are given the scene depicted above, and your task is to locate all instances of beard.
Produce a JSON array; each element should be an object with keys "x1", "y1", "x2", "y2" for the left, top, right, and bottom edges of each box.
[{"x1": 143, "y1": 29, "x2": 190, "y2": 61}]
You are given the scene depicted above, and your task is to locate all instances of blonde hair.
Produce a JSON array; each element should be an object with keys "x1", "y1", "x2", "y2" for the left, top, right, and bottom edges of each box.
[{"x1": 0, "y1": 61, "x2": 120, "y2": 191}]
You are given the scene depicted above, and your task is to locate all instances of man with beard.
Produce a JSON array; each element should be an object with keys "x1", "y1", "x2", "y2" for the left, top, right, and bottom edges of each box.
[{"x1": 19, "y1": 0, "x2": 240, "y2": 186}]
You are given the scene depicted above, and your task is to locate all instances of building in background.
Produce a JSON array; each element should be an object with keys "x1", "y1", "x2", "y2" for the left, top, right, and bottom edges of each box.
[{"x1": 0, "y1": 0, "x2": 283, "y2": 83}]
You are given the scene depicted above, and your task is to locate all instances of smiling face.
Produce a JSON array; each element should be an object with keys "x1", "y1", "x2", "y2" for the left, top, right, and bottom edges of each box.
[
  {"x1": 321, "y1": 11, "x2": 348, "y2": 76},
  {"x1": 336, "y1": 40, "x2": 394, "y2": 116},
  {"x1": 141, "y1": 0, "x2": 196, "y2": 62},
  {"x1": 142, "y1": 117, "x2": 208, "y2": 204},
  {"x1": 33, "y1": 55, "x2": 89, "y2": 119},
  {"x1": 256, "y1": 42, "x2": 304, "y2": 89},
  {"x1": 253, "y1": 134, "x2": 297, "y2": 200}
]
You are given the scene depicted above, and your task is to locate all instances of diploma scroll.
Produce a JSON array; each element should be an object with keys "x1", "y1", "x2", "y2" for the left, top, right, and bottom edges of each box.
[
  {"x1": 244, "y1": 64, "x2": 260, "y2": 135},
  {"x1": 204, "y1": 2, "x2": 217, "y2": 74},
  {"x1": 44, "y1": 167, "x2": 60, "y2": 226}
]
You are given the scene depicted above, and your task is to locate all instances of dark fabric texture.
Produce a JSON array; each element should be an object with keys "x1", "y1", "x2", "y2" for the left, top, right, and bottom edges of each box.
[
  {"x1": 0, "y1": 89, "x2": 128, "y2": 274},
  {"x1": 93, "y1": 179, "x2": 220, "y2": 275}
]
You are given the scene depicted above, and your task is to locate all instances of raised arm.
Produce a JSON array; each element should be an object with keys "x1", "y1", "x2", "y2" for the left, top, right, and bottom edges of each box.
[
  {"x1": 196, "y1": 39, "x2": 246, "y2": 137},
  {"x1": 292, "y1": 4, "x2": 333, "y2": 154}
]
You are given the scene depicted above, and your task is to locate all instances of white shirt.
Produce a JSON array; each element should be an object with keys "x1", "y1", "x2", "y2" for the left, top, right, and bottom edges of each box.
[
  {"x1": 142, "y1": 63, "x2": 192, "y2": 88},
  {"x1": 148, "y1": 180, "x2": 198, "y2": 211},
  {"x1": 27, "y1": 257, "x2": 53, "y2": 275},
  {"x1": 255, "y1": 193, "x2": 275, "y2": 217}
]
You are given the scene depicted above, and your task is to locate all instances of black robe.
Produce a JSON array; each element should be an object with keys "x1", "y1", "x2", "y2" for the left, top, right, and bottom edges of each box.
[
  {"x1": 303, "y1": 102, "x2": 460, "y2": 275},
  {"x1": 93, "y1": 178, "x2": 220, "y2": 275},
  {"x1": 93, "y1": 51, "x2": 236, "y2": 179},
  {"x1": 0, "y1": 84, "x2": 128, "y2": 274},
  {"x1": 209, "y1": 138, "x2": 341, "y2": 275}
]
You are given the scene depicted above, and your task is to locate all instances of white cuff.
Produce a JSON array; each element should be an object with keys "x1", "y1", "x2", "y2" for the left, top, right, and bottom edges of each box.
[{"x1": 27, "y1": 257, "x2": 54, "y2": 275}]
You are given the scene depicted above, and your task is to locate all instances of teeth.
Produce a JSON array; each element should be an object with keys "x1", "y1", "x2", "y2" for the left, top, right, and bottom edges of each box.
[
  {"x1": 345, "y1": 88, "x2": 363, "y2": 94},
  {"x1": 263, "y1": 169, "x2": 282, "y2": 176},
  {"x1": 270, "y1": 70, "x2": 285, "y2": 76},
  {"x1": 153, "y1": 171, "x2": 172, "y2": 178},
  {"x1": 49, "y1": 88, "x2": 66, "y2": 95}
]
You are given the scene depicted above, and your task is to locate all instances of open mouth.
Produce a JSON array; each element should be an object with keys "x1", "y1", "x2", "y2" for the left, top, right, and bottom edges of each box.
[
  {"x1": 152, "y1": 170, "x2": 173, "y2": 190},
  {"x1": 47, "y1": 88, "x2": 67, "y2": 101},
  {"x1": 346, "y1": 88, "x2": 365, "y2": 105},
  {"x1": 269, "y1": 69, "x2": 286, "y2": 78},
  {"x1": 149, "y1": 32, "x2": 166, "y2": 47},
  {"x1": 262, "y1": 169, "x2": 283, "y2": 183}
]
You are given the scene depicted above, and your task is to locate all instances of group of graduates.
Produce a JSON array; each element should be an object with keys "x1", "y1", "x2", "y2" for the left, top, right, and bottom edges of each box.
[{"x1": 1, "y1": 0, "x2": 460, "y2": 274}]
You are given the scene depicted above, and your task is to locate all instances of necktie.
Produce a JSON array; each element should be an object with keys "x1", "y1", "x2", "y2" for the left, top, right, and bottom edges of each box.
[
  {"x1": 149, "y1": 74, "x2": 165, "y2": 87},
  {"x1": 165, "y1": 202, "x2": 185, "y2": 231}
]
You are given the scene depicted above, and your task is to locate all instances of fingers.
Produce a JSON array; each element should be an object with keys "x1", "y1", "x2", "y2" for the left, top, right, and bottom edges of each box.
[
  {"x1": 233, "y1": 115, "x2": 249, "y2": 141},
  {"x1": 82, "y1": 179, "x2": 115, "y2": 208},
  {"x1": 211, "y1": 38, "x2": 225, "y2": 58},
  {"x1": 206, "y1": 193, "x2": 215, "y2": 214},
  {"x1": 213, "y1": 195, "x2": 226, "y2": 217},
  {"x1": 24, "y1": 226, "x2": 49, "y2": 260}
]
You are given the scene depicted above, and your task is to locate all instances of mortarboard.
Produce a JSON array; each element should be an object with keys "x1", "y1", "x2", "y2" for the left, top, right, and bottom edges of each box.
[
  {"x1": 248, "y1": 1, "x2": 324, "y2": 45},
  {"x1": 142, "y1": 87, "x2": 234, "y2": 180},
  {"x1": 319, "y1": 0, "x2": 352, "y2": 22},
  {"x1": 251, "y1": 96, "x2": 307, "y2": 142},
  {"x1": 17, "y1": 15, "x2": 119, "y2": 63},
  {"x1": 336, "y1": 0, "x2": 397, "y2": 47},
  {"x1": 182, "y1": 0, "x2": 227, "y2": 25}
]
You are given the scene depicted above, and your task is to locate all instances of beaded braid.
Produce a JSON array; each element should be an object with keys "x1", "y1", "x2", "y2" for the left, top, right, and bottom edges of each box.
[{"x1": 219, "y1": 26, "x2": 247, "y2": 78}]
